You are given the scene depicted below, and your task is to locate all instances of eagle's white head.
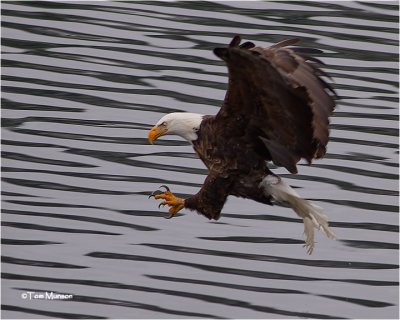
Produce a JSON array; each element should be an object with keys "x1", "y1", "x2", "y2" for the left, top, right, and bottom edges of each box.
[{"x1": 148, "y1": 112, "x2": 204, "y2": 144}]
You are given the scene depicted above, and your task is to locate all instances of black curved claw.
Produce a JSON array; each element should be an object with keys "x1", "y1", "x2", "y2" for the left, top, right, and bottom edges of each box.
[
  {"x1": 164, "y1": 213, "x2": 174, "y2": 220},
  {"x1": 148, "y1": 189, "x2": 163, "y2": 199},
  {"x1": 158, "y1": 202, "x2": 165, "y2": 209},
  {"x1": 159, "y1": 185, "x2": 170, "y2": 192}
]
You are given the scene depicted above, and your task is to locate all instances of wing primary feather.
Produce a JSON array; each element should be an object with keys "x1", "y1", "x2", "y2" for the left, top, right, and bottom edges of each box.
[
  {"x1": 318, "y1": 77, "x2": 337, "y2": 96},
  {"x1": 229, "y1": 35, "x2": 241, "y2": 47},
  {"x1": 270, "y1": 38, "x2": 299, "y2": 49},
  {"x1": 308, "y1": 62, "x2": 334, "y2": 80},
  {"x1": 240, "y1": 41, "x2": 256, "y2": 49},
  {"x1": 291, "y1": 47, "x2": 323, "y2": 54},
  {"x1": 295, "y1": 53, "x2": 326, "y2": 65},
  {"x1": 213, "y1": 47, "x2": 228, "y2": 59}
]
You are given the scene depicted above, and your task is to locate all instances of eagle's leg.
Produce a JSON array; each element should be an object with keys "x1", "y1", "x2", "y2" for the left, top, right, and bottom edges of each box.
[{"x1": 149, "y1": 185, "x2": 184, "y2": 219}]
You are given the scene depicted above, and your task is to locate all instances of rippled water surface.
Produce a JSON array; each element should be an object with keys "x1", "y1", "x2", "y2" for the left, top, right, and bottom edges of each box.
[{"x1": 1, "y1": 1, "x2": 399, "y2": 319}]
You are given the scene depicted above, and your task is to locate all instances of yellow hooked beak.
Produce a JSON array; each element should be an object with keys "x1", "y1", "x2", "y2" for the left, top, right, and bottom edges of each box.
[{"x1": 148, "y1": 125, "x2": 168, "y2": 144}]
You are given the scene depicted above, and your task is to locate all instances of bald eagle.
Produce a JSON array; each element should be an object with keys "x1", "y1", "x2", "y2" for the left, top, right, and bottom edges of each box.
[{"x1": 148, "y1": 35, "x2": 337, "y2": 254}]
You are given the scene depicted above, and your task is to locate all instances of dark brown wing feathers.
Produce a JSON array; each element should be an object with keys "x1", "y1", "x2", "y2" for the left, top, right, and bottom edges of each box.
[
  {"x1": 229, "y1": 35, "x2": 241, "y2": 47},
  {"x1": 214, "y1": 35, "x2": 336, "y2": 173},
  {"x1": 239, "y1": 41, "x2": 256, "y2": 49}
]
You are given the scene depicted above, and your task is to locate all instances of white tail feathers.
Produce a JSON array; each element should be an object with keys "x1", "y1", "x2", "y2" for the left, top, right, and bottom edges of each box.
[{"x1": 261, "y1": 175, "x2": 336, "y2": 254}]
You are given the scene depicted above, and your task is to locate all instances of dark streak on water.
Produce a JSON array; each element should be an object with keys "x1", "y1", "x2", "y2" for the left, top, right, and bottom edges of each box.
[{"x1": 1, "y1": 1, "x2": 399, "y2": 319}]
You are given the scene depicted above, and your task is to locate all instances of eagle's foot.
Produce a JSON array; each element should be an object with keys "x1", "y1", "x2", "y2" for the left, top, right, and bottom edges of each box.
[{"x1": 149, "y1": 185, "x2": 184, "y2": 219}]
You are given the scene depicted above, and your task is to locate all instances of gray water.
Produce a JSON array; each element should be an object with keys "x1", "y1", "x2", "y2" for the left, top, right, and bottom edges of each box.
[{"x1": 1, "y1": 1, "x2": 399, "y2": 319}]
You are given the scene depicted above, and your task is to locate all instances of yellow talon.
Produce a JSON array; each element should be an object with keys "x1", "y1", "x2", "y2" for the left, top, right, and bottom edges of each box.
[{"x1": 149, "y1": 186, "x2": 184, "y2": 219}]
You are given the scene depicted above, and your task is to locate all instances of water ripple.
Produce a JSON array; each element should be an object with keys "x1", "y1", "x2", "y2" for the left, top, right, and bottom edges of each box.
[{"x1": 2, "y1": 1, "x2": 399, "y2": 319}]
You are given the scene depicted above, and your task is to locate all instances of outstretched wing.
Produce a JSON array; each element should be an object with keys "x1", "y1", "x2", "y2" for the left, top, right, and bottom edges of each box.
[{"x1": 214, "y1": 35, "x2": 336, "y2": 173}]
